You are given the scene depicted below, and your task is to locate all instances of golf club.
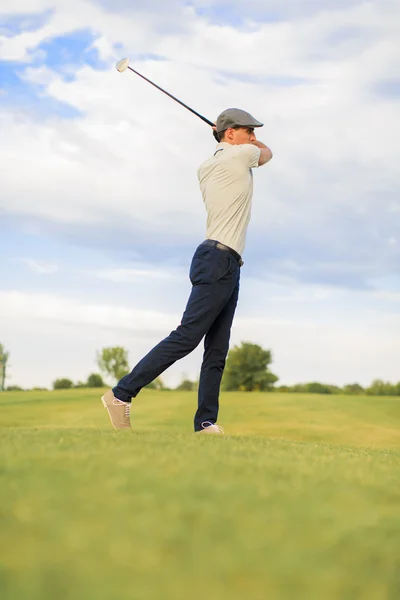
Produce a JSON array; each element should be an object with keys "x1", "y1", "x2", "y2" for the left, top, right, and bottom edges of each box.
[{"x1": 116, "y1": 58, "x2": 219, "y2": 140}]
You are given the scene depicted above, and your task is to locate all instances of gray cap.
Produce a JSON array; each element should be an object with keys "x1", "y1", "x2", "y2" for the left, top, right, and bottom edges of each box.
[{"x1": 216, "y1": 108, "x2": 263, "y2": 134}]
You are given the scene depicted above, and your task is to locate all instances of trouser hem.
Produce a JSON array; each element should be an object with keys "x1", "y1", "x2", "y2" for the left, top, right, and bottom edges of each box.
[{"x1": 112, "y1": 387, "x2": 133, "y2": 403}]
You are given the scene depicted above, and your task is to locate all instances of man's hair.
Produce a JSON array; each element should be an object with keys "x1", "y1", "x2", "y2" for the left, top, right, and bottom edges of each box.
[
  {"x1": 213, "y1": 129, "x2": 221, "y2": 142},
  {"x1": 217, "y1": 126, "x2": 253, "y2": 142},
  {"x1": 217, "y1": 128, "x2": 237, "y2": 141}
]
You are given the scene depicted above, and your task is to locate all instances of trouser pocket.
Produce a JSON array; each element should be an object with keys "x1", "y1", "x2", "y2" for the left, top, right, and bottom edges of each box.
[{"x1": 189, "y1": 246, "x2": 234, "y2": 285}]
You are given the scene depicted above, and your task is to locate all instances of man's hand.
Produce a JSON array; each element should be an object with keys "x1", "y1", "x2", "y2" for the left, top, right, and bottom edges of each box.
[
  {"x1": 251, "y1": 140, "x2": 273, "y2": 166},
  {"x1": 212, "y1": 125, "x2": 220, "y2": 142}
]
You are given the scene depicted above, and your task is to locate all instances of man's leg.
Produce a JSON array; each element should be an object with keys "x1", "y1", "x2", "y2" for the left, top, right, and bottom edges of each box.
[
  {"x1": 194, "y1": 279, "x2": 240, "y2": 431},
  {"x1": 113, "y1": 247, "x2": 238, "y2": 403}
]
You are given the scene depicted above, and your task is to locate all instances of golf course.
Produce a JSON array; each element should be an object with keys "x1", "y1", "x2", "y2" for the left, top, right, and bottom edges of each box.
[{"x1": 1, "y1": 389, "x2": 399, "y2": 600}]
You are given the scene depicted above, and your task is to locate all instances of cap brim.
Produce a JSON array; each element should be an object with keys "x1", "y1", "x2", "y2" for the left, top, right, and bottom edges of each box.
[
  {"x1": 248, "y1": 120, "x2": 263, "y2": 128},
  {"x1": 216, "y1": 123, "x2": 264, "y2": 133}
]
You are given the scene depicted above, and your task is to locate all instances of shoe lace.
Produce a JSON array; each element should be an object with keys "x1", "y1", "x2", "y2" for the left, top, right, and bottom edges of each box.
[
  {"x1": 113, "y1": 398, "x2": 131, "y2": 419},
  {"x1": 201, "y1": 421, "x2": 224, "y2": 434}
]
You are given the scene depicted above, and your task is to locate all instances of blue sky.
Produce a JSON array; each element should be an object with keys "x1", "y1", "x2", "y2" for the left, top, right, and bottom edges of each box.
[{"x1": 1, "y1": 0, "x2": 399, "y2": 390}]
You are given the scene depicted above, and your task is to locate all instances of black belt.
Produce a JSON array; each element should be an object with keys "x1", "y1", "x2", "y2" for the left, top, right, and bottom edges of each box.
[{"x1": 201, "y1": 239, "x2": 244, "y2": 267}]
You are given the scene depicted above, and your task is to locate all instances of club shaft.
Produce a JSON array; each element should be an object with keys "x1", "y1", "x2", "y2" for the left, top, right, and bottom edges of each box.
[{"x1": 127, "y1": 66, "x2": 214, "y2": 127}]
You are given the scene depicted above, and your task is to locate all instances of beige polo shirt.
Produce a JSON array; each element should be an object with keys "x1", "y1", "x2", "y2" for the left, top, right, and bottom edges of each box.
[{"x1": 197, "y1": 142, "x2": 261, "y2": 256}]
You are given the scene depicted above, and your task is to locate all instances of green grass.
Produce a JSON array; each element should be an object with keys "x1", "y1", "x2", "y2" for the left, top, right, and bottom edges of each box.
[{"x1": 1, "y1": 390, "x2": 399, "y2": 600}]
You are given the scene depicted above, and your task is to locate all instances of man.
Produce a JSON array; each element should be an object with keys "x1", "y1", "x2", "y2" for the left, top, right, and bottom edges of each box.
[{"x1": 102, "y1": 108, "x2": 273, "y2": 434}]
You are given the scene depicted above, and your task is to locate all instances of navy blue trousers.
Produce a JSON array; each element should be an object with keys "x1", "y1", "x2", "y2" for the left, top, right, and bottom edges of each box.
[{"x1": 113, "y1": 241, "x2": 241, "y2": 431}]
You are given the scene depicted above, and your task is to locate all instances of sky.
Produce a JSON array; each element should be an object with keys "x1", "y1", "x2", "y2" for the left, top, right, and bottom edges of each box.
[{"x1": 1, "y1": 0, "x2": 399, "y2": 390}]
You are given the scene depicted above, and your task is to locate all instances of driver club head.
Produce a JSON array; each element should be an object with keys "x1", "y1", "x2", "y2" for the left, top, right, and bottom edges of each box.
[{"x1": 116, "y1": 58, "x2": 130, "y2": 73}]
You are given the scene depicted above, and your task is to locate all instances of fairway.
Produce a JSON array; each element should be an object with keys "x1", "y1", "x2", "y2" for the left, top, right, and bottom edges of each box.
[{"x1": 1, "y1": 390, "x2": 399, "y2": 600}]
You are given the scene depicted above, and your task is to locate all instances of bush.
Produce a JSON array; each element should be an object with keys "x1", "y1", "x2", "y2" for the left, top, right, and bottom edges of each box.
[
  {"x1": 306, "y1": 382, "x2": 333, "y2": 394},
  {"x1": 86, "y1": 373, "x2": 105, "y2": 388},
  {"x1": 176, "y1": 379, "x2": 196, "y2": 391},
  {"x1": 53, "y1": 378, "x2": 73, "y2": 390},
  {"x1": 343, "y1": 383, "x2": 364, "y2": 395},
  {"x1": 145, "y1": 377, "x2": 164, "y2": 390},
  {"x1": 74, "y1": 381, "x2": 87, "y2": 389},
  {"x1": 366, "y1": 379, "x2": 398, "y2": 396},
  {"x1": 289, "y1": 382, "x2": 338, "y2": 394}
]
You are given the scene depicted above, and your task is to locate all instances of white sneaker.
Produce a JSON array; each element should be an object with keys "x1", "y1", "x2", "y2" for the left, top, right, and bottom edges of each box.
[{"x1": 196, "y1": 421, "x2": 224, "y2": 435}]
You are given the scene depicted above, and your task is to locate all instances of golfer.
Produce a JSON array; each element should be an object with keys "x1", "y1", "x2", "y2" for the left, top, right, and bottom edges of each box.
[{"x1": 102, "y1": 108, "x2": 273, "y2": 434}]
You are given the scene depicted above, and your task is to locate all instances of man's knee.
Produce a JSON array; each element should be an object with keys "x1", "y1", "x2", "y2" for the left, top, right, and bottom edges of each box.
[{"x1": 169, "y1": 325, "x2": 204, "y2": 353}]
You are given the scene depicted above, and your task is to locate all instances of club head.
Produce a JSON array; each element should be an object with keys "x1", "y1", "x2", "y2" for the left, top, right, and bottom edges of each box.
[{"x1": 116, "y1": 58, "x2": 130, "y2": 73}]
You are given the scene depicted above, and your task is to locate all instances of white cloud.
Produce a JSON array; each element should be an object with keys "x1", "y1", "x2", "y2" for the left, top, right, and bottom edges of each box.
[
  {"x1": 0, "y1": 285, "x2": 399, "y2": 389},
  {"x1": 0, "y1": 290, "x2": 178, "y2": 332},
  {"x1": 20, "y1": 258, "x2": 58, "y2": 274},
  {"x1": 1, "y1": 0, "x2": 398, "y2": 239},
  {"x1": 95, "y1": 266, "x2": 185, "y2": 283}
]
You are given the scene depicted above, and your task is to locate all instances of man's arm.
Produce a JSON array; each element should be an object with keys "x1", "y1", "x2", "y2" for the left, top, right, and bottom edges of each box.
[{"x1": 252, "y1": 140, "x2": 273, "y2": 166}]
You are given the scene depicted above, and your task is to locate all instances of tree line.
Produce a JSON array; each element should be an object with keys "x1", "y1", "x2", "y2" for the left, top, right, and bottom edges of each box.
[{"x1": 1, "y1": 342, "x2": 399, "y2": 397}]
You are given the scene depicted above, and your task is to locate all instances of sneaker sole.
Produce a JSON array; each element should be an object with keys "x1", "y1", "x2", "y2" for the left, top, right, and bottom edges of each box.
[
  {"x1": 101, "y1": 394, "x2": 118, "y2": 430},
  {"x1": 195, "y1": 429, "x2": 224, "y2": 435}
]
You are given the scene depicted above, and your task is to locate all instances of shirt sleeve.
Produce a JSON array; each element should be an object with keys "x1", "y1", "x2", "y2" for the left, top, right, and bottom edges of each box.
[{"x1": 239, "y1": 144, "x2": 261, "y2": 169}]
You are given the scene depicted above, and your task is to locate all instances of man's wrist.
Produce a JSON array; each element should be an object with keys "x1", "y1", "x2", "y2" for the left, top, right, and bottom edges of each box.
[{"x1": 252, "y1": 140, "x2": 268, "y2": 149}]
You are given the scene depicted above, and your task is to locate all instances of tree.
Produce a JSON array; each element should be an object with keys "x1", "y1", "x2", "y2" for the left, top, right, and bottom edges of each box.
[
  {"x1": 366, "y1": 379, "x2": 397, "y2": 396},
  {"x1": 145, "y1": 377, "x2": 164, "y2": 390},
  {"x1": 74, "y1": 381, "x2": 87, "y2": 388},
  {"x1": 97, "y1": 347, "x2": 129, "y2": 384},
  {"x1": 290, "y1": 383, "x2": 308, "y2": 393},
  {"x1": 53, "y1": 378, "x2": 73, "y2": 390},
  {"x1": 305, "y1": 382, "x2": 333, "y2": 394},
  {"x1": 288, "y1": 383, "x2": 342, "y2": 394},
  {"x1": 222, "y1": 342, "x2": 278, "y2": 391},
  {"x1": 343, "y1": 383, "x2": 364, "y2": 395},
  {"x1": 87, "y1": 373, "x2": 105, "y2": 388},
  {"x1": 0, "y1": 343, "x2": 9, "y2": 392},
  {"x1": 176, "y1": 379, "x2": 196, "y2": 391},
  {"x1": 6, "y1": 385, "x2": 24, "y2": 391}
]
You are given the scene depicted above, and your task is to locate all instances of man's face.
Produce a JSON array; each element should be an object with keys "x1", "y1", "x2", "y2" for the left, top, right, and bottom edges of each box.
[{"x1": 224, "y1": 126, "x2": 257, "y2": 145}]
